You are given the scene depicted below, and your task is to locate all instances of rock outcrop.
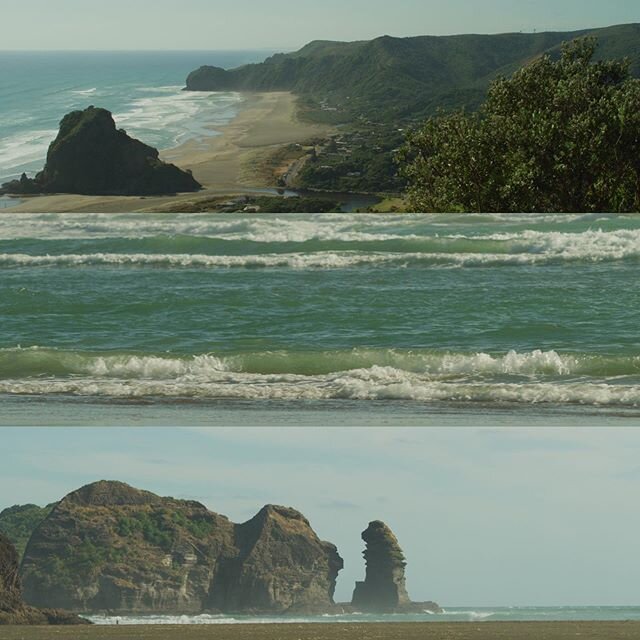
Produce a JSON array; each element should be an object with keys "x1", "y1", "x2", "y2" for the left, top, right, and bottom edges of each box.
[
  {"x1": 20, "y1": 481, "x2": 343, "y2": 615},
  {"x1": 0, "y1": 534, "x2": 89, "y2": 625},
  {"x1": 0, "y1": 107, "x2": 201, "y2": 196},
  {"x1": 350, "y1": 521, "x2": 440, "y2": 614},
  {"x1": 351, "y1": 521, "x2": 410, "y2": 612},
  {"x1": 208, "y1": 505, "x2": 343, "y2": 614}
]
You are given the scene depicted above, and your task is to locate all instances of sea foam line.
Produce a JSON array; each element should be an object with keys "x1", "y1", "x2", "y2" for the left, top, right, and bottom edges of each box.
[
  {"x1": 1, "y1": 244, "x2": 639, "y2": 269},
  {"x1": 2, "y1": 376, "x2": 640, "y2": 406},
  {"x1": 0, "y1": 346, "x2": 634, "y2": 378}
]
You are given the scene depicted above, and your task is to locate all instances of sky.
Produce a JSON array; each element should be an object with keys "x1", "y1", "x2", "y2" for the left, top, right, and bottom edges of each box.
[
  {"x1": 4, "y1": 426, "x2": 640, "y2": 607},
  {"x1": 1, "y1": 0, "x2": 639, "y2": 50}
]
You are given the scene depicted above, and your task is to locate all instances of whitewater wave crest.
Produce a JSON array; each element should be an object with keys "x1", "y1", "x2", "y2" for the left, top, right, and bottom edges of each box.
[{"x1": 2, "y1": 347, "x2": 640, "y2": 406}]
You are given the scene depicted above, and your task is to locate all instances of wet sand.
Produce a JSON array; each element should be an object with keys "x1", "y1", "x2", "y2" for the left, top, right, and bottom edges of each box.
[
  {"x1": 3, "y1": 623, "x2": 640, "y2": 640},
  {"x1": 8, "y1": 92, "x2": 331, "y2": 214}
]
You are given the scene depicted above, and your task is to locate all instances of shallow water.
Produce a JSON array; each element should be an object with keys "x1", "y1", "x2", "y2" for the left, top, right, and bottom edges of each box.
[
  {"x1": 1, "y1": 211, "x2": 639, "y2": 424},
  {"x1": 85, "y1": 605, "x2": 640, "y2": 624},
  {"x1": 0, "y1": 50, "x2": 272, "y2": 183}
]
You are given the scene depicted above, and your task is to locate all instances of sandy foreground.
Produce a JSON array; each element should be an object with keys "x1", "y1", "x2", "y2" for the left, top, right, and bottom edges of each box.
[
  {"x1": 8, "y1": 92, "x2": 331, "y2": 214},
  {"x1": 3, "y1": 623, "x2": 640, "y2": 640}
]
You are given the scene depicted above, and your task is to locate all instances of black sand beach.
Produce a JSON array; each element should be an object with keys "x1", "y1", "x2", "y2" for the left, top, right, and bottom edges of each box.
[{"x1": 3, "y1": 623, "x2": 640, "y2": 640}]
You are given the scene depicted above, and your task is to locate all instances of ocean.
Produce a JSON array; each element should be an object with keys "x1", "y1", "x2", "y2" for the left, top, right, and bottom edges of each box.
[
  {"x1": 0, "y1": 50, "x2": 275, "y2": 184},
  {"x1": 1, "y1": 211, "x2": 640, "y2": 425},
  {"x1": 85, "y1": 606, "x2": 640, "y2": 625}
]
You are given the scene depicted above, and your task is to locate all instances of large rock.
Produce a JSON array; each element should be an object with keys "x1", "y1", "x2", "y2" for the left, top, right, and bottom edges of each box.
[
  {"x1": 351, "y1": 521, "x2": 410, "y2": 612},
  {"x1": 0, "y1": 107, "x2": 201, "y2": 196},
  {"x1": 21, "y1": 481, "x2": 343, "y2": 615},
  {"x1": 208, "y1": 505, "x2": 343, "y2": 614},
  {"x1": 0, "y1": 534, "x2": 89, "y2": 625}
]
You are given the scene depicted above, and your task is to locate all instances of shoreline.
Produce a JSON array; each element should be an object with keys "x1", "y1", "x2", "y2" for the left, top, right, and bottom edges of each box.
[
  {"x1": 6, "y1": 92, "x2": 333, "y2": 214},
  {"x1": 3, "y1": 622, "x2": 640, "y2": 640}
]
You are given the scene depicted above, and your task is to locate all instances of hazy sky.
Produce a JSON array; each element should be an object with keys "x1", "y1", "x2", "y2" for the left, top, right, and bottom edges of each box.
[
  {"x1": 2, "y1": 0, "x2": 639, "y2": 50},
  {"x1": 4, "y1": 426, "x2": 640, "y2": 606}
]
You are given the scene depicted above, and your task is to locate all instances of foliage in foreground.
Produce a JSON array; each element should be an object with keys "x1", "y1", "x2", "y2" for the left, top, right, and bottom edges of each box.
[{"x1": 398, "y1": 38, "x2": 640, "y2": 213}]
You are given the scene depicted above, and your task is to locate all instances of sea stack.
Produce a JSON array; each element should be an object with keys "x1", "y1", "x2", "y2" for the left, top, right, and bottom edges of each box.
[
  {"x1": 20, "y1": 480, "x2": 343, "y2": 615},
  {"x1": 351, "y1": 521, "x2": 411, "y2": 612},
  {"x1": 0, "y1": 107, "x2": 201, "y2": 196}
]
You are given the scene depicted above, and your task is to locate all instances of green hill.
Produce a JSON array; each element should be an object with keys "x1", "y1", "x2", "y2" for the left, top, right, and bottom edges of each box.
[
  {"x1": 186, "y1": 23, "x2": 640, "y2": 120},
  {"x1": 0, "y1": 505, "x2": 54, "y2": 560}
]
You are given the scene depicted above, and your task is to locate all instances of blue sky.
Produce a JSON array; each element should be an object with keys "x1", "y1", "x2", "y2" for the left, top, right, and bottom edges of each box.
[
  {"x1": 4, "y1": 426, "x2": 640, "y2": 606},
  {"x1": 2, "y1": 0, "x2": 639, "y2": 50}
]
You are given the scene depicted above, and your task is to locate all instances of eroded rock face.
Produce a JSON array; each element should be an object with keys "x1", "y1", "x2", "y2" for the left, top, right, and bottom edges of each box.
[
  {"x1": 209, "y1": 505, "x2": 343, "y2": 614},
  {"x1": 0, "y1": 107, "x2": 201, "y2": 196},
  {"x1": 0, "y1": 534, "x2": 88, "y2": 625},
  {"x1": 0, "y1": 534, "x2": 22, "y2": 612},
  {"x1": 351, "y1": 521, "x2": 410, "y2": 612},
  {"x1": 21, "y1": 481, "x2": 343, "y2": 615}
]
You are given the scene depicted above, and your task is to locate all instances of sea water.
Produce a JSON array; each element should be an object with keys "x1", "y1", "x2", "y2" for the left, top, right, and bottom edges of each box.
[
  {"x1": 85, "y1": 606, "x2": 640, "y2": 624},
  {"x1": 0, "y1": 50, "x2": 274, "y2": 183},
  {"x1": 1, "y1": 211, "x2": 640, "y2": 425}
]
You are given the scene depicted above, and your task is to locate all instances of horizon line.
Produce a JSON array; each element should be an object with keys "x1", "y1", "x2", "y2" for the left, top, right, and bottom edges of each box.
[{"x1": 0, "y1": 21, "x2": 636, "y2": 53}]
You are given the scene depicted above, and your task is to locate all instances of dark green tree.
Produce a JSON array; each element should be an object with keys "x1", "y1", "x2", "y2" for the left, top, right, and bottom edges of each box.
[{"x1": 398, "y1": 38, "x2": 640, "y2": 213}]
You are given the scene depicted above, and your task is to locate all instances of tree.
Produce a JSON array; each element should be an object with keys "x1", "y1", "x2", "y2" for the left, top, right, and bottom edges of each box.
[{"x1": 397, "y1": 38, "x2": 640, "y2": 213}]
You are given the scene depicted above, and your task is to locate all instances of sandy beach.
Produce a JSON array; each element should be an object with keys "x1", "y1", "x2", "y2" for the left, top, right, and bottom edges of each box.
[
  {"x1": 3, "y1": 622, "x2": 640, "y2": 640},
  {"x1": 7, "y1": 92, "x2": 331, "y2": 214}
]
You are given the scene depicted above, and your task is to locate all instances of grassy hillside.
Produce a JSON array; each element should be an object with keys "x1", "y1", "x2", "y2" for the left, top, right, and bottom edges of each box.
[
  {"x1": 0, "y1": 505, "x2": 54, "y2": 560},
  {"x1": 186, "y1": 23, "x2": 640, "y2": 120}
]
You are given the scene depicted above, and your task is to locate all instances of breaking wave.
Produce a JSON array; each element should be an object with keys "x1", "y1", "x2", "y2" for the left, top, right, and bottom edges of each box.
[
  {"x1": 3, "y1": 214, "x2": 640, "y2": 269},
  {"x1": 2, "y1": 347, "x2": 639, "y2": 406}
]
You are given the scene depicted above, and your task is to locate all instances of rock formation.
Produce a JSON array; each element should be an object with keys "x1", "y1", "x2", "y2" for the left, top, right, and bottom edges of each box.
[
  {"x1": 208, "y1": 505, "x2": 343, "y2": 614},
  {"x1": 351, "y1": 521, "x2": 410, "y2": 612},
  {"x1": 0, "y1": 534, "x2": 89, "y2": 625},
  {"x1": 0, "y1": 107, "x2": 201, "y2": 196},
  {"x1": 20, "y1": 481, "x2": 343, "y2": 615}
]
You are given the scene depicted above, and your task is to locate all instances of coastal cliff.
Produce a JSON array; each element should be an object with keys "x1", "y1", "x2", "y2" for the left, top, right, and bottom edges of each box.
[
  {"x1": 185, "y1": 24, "x2": 640, "y2": 119},
  {"x1": 0, "y1": 534, "x2": 89, "y2": 625},
  {"x1": 20, "y1": 481, "x2": 342, "y2": 615},
  {"x1": 0, "y1": 107, "x2": 201, "y2": 196}
]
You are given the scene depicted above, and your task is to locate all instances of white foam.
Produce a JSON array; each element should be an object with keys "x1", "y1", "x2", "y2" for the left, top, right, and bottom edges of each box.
[
  {"x1": 2, "y1": 347, "x2": 639, "y2": 406},
  {"x1": 87, "y1": 613, "x2": 364, "y2": 625},
  {"x1": 2, "y1": 376, "x2": 639, "y2": 406},
  {"x1": 0, "y1": 129, "x2": 57, "y2": 177},
  {"x1": 113, "y1": 90, "x2": 242, "y2": 149},
  {"x1": 0, "y1": 347, "x2": 629, "y2": 378},
  {"x1": 71, "y1": 88, "x2": 97, "y2": 95},
  {"x1": 1, "y1": 213, "x2": 640, "y2": 269},
  {"x1": 0, "y1": 251, "x2": 512, "y2": 269}
]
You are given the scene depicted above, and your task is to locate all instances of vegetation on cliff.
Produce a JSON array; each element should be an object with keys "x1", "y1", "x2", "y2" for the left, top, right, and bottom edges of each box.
[
  {"x1": 20, "y1": 481, "x2": 343, "y2": 615},
  {"x1": 0, "y1": 504, "x2": 54, "y2": 560},
  {"x1": 398, "y1": 38, "x2": 640, "y2": 213},
  {"x1": 188, "y1": 25, "x2": 639, "y2": 201},
  {"x1": 186, "y1": 24, "x2": 640, "y2": 122},
  {"x1": 0, "y1": 107, "x2": 201, "y2": 196},
  {"x1": 0, "y1": 534, "x2": 89, "y2": 626}
]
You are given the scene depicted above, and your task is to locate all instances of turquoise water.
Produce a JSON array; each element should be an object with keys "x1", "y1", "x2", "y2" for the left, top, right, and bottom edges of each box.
[
  {"x1": 1, "y1": 211, "x2": 640, "y2": 423},
  {"x1": 0, "y1": 50, "x2": 273, "y2": 183},
  {"x1": 86, "y1": 606, "x2": 640, "y2": 624}
]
